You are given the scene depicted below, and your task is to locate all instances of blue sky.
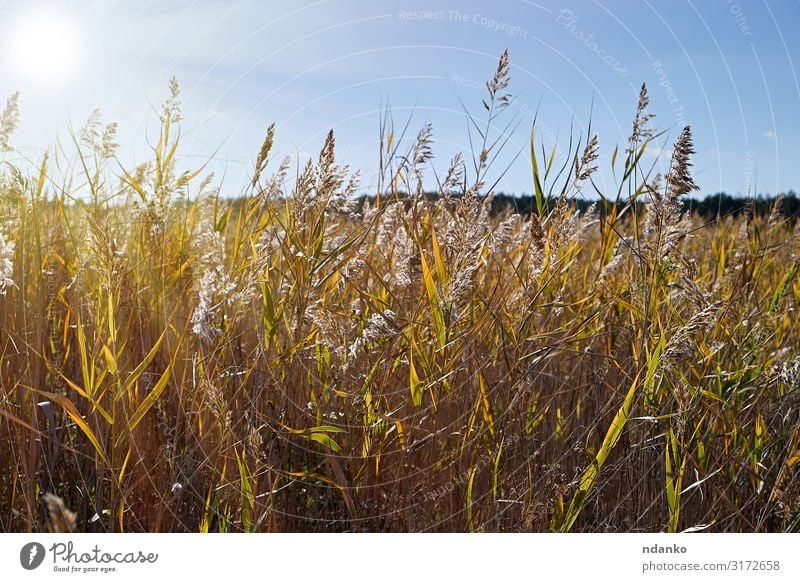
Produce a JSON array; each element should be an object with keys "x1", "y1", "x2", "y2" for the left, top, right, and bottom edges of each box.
[{"x1": 1, "y1": 0, "x2": 798, "y2": 198}]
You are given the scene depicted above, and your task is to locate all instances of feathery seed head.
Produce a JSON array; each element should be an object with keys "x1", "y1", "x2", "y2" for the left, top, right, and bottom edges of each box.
[
  {"x1": 627, "y1": 83, "x2": 654, "y2": 152},
  {"x1": 0, "y1": 92, "x2": 20, "y2": 152},
  {"x1": 0, "y1": 229, "x2": 14, "y2": 295},
  {"x1": 485, "y1": 49, "x2": 511, "y2": 110},
  {"x1": 575, "y1": 135, "x2": 599, "y2": 182},
  {"x1": 666, "y1": 126, "x2": 699, "y2": 200}
]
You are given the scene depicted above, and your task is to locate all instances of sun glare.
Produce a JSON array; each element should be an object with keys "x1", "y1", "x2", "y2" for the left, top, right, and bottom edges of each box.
[{"x1": 9, "y1": 8, "x2": 82, "y2": 84}]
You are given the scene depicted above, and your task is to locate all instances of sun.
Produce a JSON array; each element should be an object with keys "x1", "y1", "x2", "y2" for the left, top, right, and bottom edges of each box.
[{"x1": 9, "y1": 8, "x2": 82, "y2": 84}]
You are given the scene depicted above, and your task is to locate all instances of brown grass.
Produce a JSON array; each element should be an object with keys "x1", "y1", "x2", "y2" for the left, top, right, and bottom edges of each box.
[{"x1": 1, "y1": 53, "x2": 799, "y2": 532}]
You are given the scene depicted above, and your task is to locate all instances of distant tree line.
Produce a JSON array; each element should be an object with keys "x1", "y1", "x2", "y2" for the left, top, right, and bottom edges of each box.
[
  {"x1": 489, "y1": 191, "x2": 800, "y2": 221},
  {"x1": 255, "y1": 190, "x2": 797, "y2": 222}
]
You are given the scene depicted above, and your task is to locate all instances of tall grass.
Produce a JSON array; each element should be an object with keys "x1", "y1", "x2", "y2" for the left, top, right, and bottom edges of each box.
[{"x1": 1, "y1": 53, "x2": 799, "y2": 532}]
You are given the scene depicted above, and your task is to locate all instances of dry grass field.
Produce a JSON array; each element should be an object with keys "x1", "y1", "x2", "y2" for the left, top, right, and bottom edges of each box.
[{"x1": 1, "y1": 53, "x2": 799, "y2": 532}]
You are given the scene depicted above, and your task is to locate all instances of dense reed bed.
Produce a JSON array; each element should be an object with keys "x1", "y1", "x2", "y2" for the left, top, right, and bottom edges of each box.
[{"x1": 1, "y1": 53, "x2": 799, "y2": 532}]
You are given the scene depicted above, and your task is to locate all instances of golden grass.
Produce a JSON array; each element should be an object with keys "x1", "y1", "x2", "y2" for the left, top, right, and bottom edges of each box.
[{"x1": 1, "y1": 53, "x2": 799, "y2": 532}]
